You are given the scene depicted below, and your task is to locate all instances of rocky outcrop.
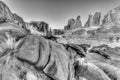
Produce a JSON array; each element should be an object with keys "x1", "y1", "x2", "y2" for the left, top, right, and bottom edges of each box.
[
  {"x1": 102, "y1": 6, "x2": 120, "y2": 25},
  {"x1": 30, "y1": 21, "x2": 50, "y2": 36},
  {"x1": 102, "y1": 6, "x2": 120, "y2": 29},
  {"x1": 72, "y1": 16, "x2": 82, "y2": 29},
  {"x1": 1, "y1": 1, "x2": 120, "y2": 80},
  {"x1": 0, "y1": 1, "x2": 13, "y2": 23},
  {"x1": 53, "y1": 29, "x2": 64, "y2": 35},
  {"x1": 0, "y1": 1, "x2": 27, "y2": 31},
  {"x1": 84, "y1": 14, "x2": 93, "y2": 27},
  {"x1": 64, "y1": 18, "x2": 75, "y2": 31},
  {"x1": 84, "y1": 12, "x2": 101, "y2": 27},
  {"x1": 64, "y1": 16, "x2": 82, "y2": 31},
  {"x1": 12, "y1": 13, "x2": 26, "y2": 29}
]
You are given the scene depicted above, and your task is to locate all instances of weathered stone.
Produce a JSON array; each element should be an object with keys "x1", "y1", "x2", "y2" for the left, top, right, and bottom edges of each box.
[
  {"x1": 102, "y1": 6, "x2": 120, "y2": 29},
  {"x1": 30, "y1": 21, "x2": 50, "y2": 36},
  {"x1": 18, "y1": 35, "x2": 40, "y2": 64},
  {"x1": 91, "y1": 61, "x2": 120, "y2": 80},
  {"x1": 93, "y1": 12, "x2": 101, "y2": 26},
  {"x1": 64, "y1": 43, "x2": 86, "y2": 57},
  {"x1": 84, "y1": 14, "x2": 93, "y2": 27},
  {"x1": 0, "y1": 1, "x2": 13, "y2": 23},
  {"x1": 84, "y1": 12, "x2": 101, "y2": 27},
  {"x1": 72, "y1": 16, "x2": 82, "y2": 29},
  {"x1": 74, "y1": 60, "x2": 111, "y2": 80},
  {"x1": 64, "y1": 19, "x2": 75, "y2": 31},
  {"x1": 12, "y1": 13, "x2": 26, "y2": 29},
  {"x1": 64, "y1": 16, "x2": 82, "y2": 31},
  {"x1": 53, "y1": 29, "x2": 64, "y2": 35}
]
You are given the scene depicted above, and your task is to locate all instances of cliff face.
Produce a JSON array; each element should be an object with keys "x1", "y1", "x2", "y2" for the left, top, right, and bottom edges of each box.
[
  {"x1": 12, "y1": 13, "x2": 26, "y2": 29},
  {"x1": 0, "y1": 1, "x2": 13, "y2": 23},
  {"x1": 84, "y1": 12, "x2": 101, "y2": 27},
  {"x1": 103, "y1": 6, "x2": 120, "y2": 25},
  {"x1": 72, "y1": 16, "x2": 82, "y2": 29},
  {"x1": 0, "y1": 1, "x2": 27, "y2": 31},
  {"x1": 29, "y1": 21, "x2": 50, "y2": 36},
  {"x1": 102, "y1": 6, "x2": 120, "y2": 30},
  {"x1": 64, "y1": 16, "x2": 82, "y2": 31}
]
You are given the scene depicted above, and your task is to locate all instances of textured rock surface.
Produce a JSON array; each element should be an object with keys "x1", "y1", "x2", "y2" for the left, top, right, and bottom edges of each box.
[
  {"x1": 102, "y1": 6, "x2": 120, "y2": 30},
  {"x1": 12, "y1": 13, "x2": 26, "y2": 29},
  {"x1": 64, "y1": 18, "x2": 75, "y2": 31},
  {"x1": 0, "y1": 1, "x2": 13, "y2": 23},
  {"x1": 84, "y1": 12, "x2": 101, "y2": 27},
  {"x1": 64, "y1": 16, "x2": 82, "y2": 31},
  {"x1": 72, "y1": 16, "x2": 82, "y2": 29},
  {"x1": 53, "y1": 29, "x2": 64, "y2": 35},
  {"x1": 30, "y1": 21, "x2": 50, "y2": 36},
  {"x1": 84, "y1": 14, "x2": 93, "y2": 27},
  {"x1": 1, "y1": 1, "x2": 120, "y2": 80}
]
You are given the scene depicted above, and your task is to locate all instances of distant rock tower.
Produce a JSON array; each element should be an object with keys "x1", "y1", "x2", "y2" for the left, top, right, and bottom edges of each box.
[
  {"x1": 84, "y1": 12, "x2": 101, "y2": 27},
  {"x1": 64, "y1": 16, "x2": 82, "y2": 31}
]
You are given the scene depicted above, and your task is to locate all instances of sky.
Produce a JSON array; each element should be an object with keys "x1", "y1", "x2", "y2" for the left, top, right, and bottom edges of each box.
[{"x1": 2, "y1": 0, "x2": 120, "y2": 29}]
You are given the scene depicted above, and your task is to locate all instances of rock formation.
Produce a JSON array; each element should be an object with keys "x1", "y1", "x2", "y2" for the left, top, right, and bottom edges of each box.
[
  {"x1": 64, "y1": 18, "x2": 75, "y2": 31},
  {"x1": 102, "y1": 6, "x2": 120, "y2": 25},
  {"x1": 84, "y1": 14, "x2": 93, "y2": 27},
  {"x1": 53, "y1": 29, "x2": 64, "y2": 35},
  {"x1": 84, "y1": 12, "x2": 101, "y2": 27},
  {"x1": 72, "y1": 16, "x2": 82, "y2": 29},
  {"x1": 64, "y1": 16, "x2": 82, "y2": 31},
  {"x1": 0, "y1": 1, "x2": 120, "y2": 80},
  {"x1": 30, "y1": 21, "x2": 50, "y2": 36},
  {"x1": 0, "y1": 1, "x2": 13, "y2": 23},
  {"x1": 12, "y1": 13, "x2": 26, "y2": 29},
  {"x1": 102, "y1": 6, "x2": 120, "y2": 29}
]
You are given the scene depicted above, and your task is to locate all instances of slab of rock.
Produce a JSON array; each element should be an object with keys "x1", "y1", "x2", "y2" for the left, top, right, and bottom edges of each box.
[{"x1": 74, "y1": 60, "x2": 111, "y2": 80}]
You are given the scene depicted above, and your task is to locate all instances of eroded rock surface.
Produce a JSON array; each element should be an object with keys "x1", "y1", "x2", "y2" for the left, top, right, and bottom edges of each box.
[
  {"x1": 29, "y1": 21, "x2": 50, "y2": 36},
  {"x1": 64, "y1": 16, "x2": 82, "y2": 31},
  {"x1": 84, "y1": 12, "x2": 101, "y2": 27},
  {"x1": 0, "y1": 1, "x2": 120, "y2": 80}
]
